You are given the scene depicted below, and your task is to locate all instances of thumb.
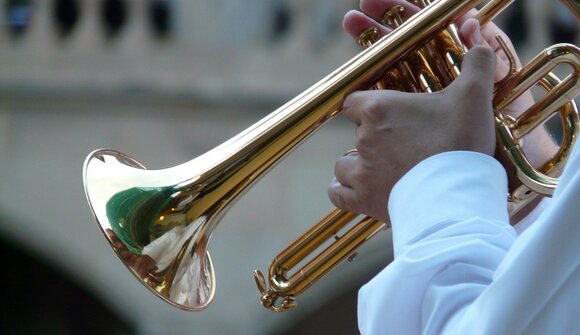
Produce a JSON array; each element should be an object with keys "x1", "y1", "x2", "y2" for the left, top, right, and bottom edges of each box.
[
  {"x1": 448, "y1": 45, "x2": 497, "y2": 156},
  {"x1": 451, "y1": 45, "x2": 497, "y2": 104}
]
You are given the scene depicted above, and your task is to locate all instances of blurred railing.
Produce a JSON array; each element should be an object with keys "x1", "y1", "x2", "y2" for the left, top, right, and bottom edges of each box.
[
  {"x1": 0, "y1": 0, "x2": 359, "y2": 105},
  {"x1": 1, "y1": 0, "x2": 355, "y2": 49},
  {"x1": 2, "y1": 0, "x2": 576, "y2": 106}
]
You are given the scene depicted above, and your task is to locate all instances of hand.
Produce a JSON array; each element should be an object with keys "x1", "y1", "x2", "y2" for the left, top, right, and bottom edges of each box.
[
  {"x1": 342, "y1": 0, "x2": 558, "y2": 169},
  {"x1": 343, "y1": 0, "x2": 518, "y2": 82},
  {"x1": 328, "y1": 45, "x2": 497, "y2": 222}
]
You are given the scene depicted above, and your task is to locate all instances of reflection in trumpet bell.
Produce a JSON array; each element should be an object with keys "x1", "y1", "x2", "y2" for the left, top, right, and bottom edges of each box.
[{"x1": 83, "y1": 149, "x2": 216, "y2": 311}]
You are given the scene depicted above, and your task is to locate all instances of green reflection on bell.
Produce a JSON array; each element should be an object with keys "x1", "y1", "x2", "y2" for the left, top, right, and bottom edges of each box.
[{"x1": 106, "y1": 187, "x2": 175, "y2": 254}]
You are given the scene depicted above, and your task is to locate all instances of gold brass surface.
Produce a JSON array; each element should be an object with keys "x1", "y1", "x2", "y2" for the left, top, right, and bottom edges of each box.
[
  {"x1": 494, "y1": 43, "x2": 580, "y2": 209},
  {"x1": 83, "y1": 0, "x2": 580, "y2": 312}
]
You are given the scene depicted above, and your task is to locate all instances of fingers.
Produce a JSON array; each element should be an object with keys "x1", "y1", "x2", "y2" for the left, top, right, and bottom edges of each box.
[
  {"x1": 458, "y1": 16, "x2": 521, "y2": 81},
  {"x1": 329, "y1": 149, "x2": 372, "y2": 214},
  {"x1": 359, "y1": 0, "x2": 420, "y2": 23},
  {"x1": 342, "y1": 91, "x2": 365, "y2": 125},
  {"x1": 458, "y1": 18, "x2": 484, "y2": 48},
  {"x1": 329, "y1": 152, "x2": 390, "y2": 220},
  {"x1": 343, "y1": 10, "x2": 391, "y2": 39},
  {"x1": 343, "y1": 89, "x2": 397, "y2": 124},
  {"x1": 334, "y1": 151, "x2": 359, "y2": 188},
  {"x1": 328, "y1": 177, "x2": 359, "y2": 213},
  {"x1": 459, "y1": 17, "x2": 512, "y2": 82},
  {"x1": 344, "y1": 0, "x2": 522, "y2": 84},
  {"x1": 343, "y1": 0, "x2": 420, "y2": 40},
  {"x1": 453, "y1": 45, "x2": 496, "y2": 101},
  {"x1": 448, "y1": 45, "x2": 497, "y2": 155}
]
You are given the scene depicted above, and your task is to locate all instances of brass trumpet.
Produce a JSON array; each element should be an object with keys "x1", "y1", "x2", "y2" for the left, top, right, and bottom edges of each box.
[{"x1": 83, "y1": 0, "x2": 580, "y2": 312}]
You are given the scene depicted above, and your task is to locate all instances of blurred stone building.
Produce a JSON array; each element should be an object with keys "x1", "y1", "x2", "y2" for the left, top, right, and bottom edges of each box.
[{"x1": 0, "y1": 1, "x2": 577, "y2": 334}]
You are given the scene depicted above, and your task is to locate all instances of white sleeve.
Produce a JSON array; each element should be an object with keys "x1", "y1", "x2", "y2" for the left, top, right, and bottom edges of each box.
[{"x1": 357, "y1": 149, "x2": 580, "y2": 335}]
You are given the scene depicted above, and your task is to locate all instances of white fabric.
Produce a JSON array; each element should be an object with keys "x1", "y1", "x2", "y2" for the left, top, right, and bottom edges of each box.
[{"x1": 358, "y1": 146, "x2": 580, "y2": 335}]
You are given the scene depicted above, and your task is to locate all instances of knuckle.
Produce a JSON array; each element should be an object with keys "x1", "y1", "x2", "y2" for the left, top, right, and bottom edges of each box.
[
  {"x1": 356, "y1": 136, "x2": 374, "y2": 157},
  {"x1": 343, "y1": 91, "x2": 365, "y2": 110},
  {"x1": 349, "y1": 165, "x2": 371, "y2": 191},
  {"x1": 350, "y1": 165, "x2": 366, "y2": 183},
  {"x1": 360, "y1": 98, "x2": 387, "y2": 123}
]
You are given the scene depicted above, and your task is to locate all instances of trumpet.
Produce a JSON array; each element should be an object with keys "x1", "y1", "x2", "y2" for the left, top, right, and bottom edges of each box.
[{"x1": 83, "y1": 0, "x2": 580, "y2": 312}]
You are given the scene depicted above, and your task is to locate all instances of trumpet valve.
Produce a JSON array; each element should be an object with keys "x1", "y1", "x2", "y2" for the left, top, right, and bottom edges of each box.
[
  {"x1": 356, "y1": 27, "x2": 380, "y2": 48},
  {"x1": 382, "y1": 5, "x2": 405, "y2": 28}
]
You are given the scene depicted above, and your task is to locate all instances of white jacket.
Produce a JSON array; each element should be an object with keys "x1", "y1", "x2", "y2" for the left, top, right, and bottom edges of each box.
[{"x1": 358, "y1": 145, "x2": 579, "y2": 335}]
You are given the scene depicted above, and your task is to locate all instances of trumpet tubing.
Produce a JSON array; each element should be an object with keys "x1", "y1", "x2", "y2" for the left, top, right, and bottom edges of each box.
[
  {"x1": 83, "y1": 0, "x2": 580, "y2": 313},
  {"x1": 254, "y1": 210, "x2": 385, "y2": 312}
]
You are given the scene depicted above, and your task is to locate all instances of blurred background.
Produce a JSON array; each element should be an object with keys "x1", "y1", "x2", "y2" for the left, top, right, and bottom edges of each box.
[{"x1": 0, "y1": 0, "x2": 577, "y2": 334}]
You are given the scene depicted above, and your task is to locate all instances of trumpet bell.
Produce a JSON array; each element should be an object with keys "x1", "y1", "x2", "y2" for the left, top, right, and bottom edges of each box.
[{"x1": 83, "y1": 149, "x2": 216, "y2": 311}]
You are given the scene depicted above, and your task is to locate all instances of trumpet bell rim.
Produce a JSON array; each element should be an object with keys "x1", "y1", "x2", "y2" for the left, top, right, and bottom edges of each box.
[{"x1": 83, "y1": 149, "x2": 217, "y2": 311}]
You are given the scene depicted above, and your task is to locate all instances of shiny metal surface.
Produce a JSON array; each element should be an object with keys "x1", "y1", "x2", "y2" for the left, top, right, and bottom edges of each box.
[
  {"x1": 254, "y1": 210, "x2": 385, "y2": 312},
  {"x1": 83, "y1": 0, "x2": 579, "y2": 312},
  {"x1": 494, "y1": 43, "x2": 580, "y2": 211}
]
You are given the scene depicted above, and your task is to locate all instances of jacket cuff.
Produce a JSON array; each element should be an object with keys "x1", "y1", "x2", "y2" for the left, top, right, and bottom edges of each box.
[{"x1": 388, "y1": 151, "x2": 509, "y2": 256}]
